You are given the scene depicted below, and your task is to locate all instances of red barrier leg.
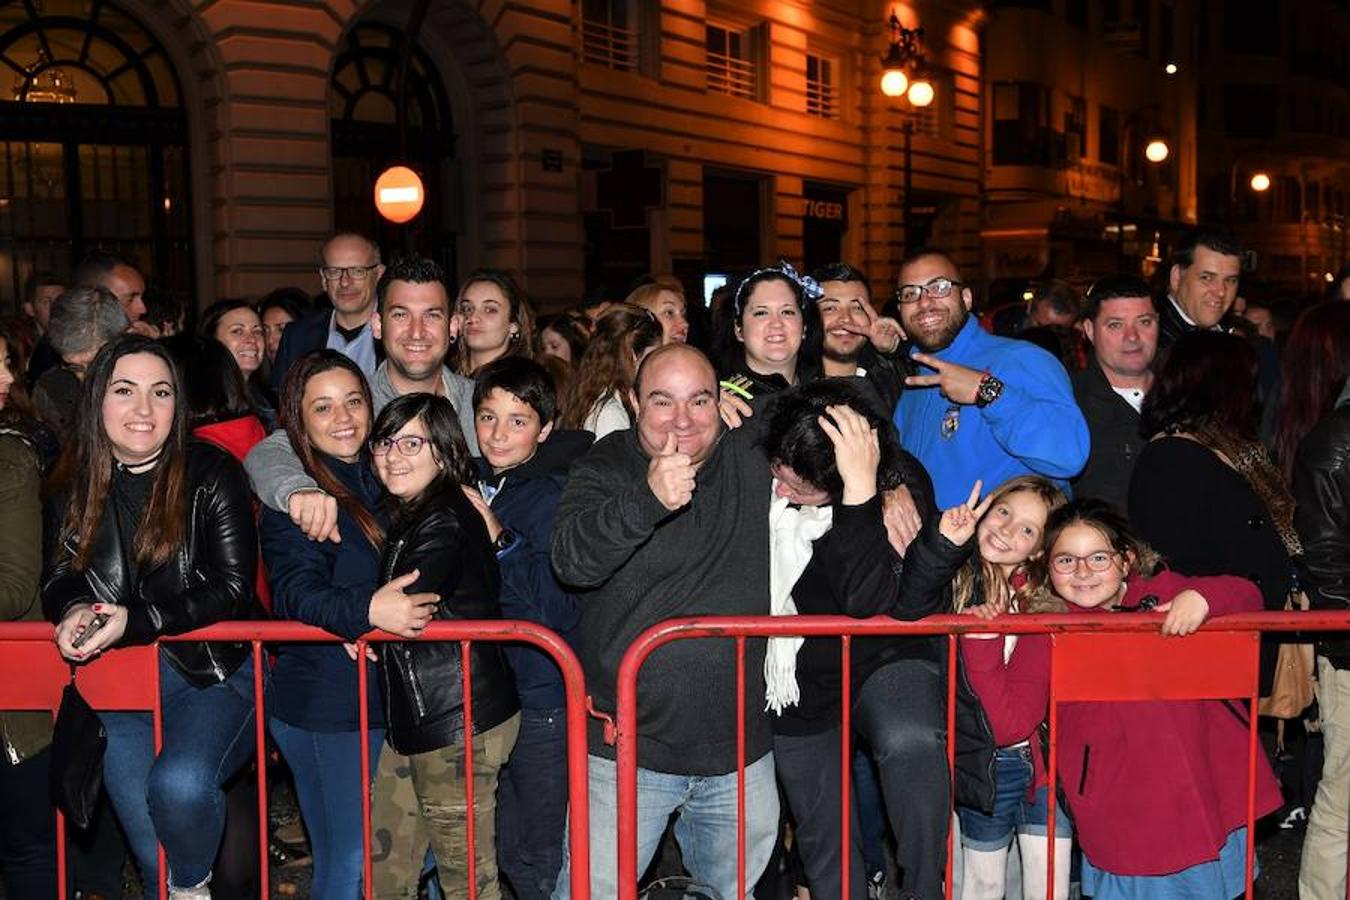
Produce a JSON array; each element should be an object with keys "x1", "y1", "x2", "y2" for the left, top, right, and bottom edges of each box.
[
  {"x1": 841, "y1": 636, "x2": 852, "y2": 900},
  {"x1": 1045, "y1": 638, "x2": 1057, "y2": 900},
  {"x1": 359, "y1": 641, "x2": 372, "y2": 900},
  {"x1": 253, "y1": 641, "x2": 270, "y2": 900},
  {"x1": 463, "y1": 641, "x2": 477, "y2": 900},
  {"x1": 154, "y1": 651, "x2": 167, "y2": 900},
  {"x1": 736, "y1": 636, "x2": 746, "y2": 900},
  {"x1": 945, "y1": 635, "x2": 956, "y2": 900}
]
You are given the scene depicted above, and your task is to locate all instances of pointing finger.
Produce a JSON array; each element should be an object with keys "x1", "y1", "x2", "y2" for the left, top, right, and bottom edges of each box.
[{"x1": 905, "y1": 375, "x2": 942, "y2": 388}]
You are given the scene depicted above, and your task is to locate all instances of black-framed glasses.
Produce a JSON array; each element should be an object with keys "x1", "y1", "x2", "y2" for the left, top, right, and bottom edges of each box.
[
  {"x1": 895, "y1": 276, "x2": 963, "y2": 305},
  {"x1": 1050, "y1": 550, "x2": 1120, "y2": 574},
  {"x1": 370, "y1": 435, "x2": 430, "y2": 457},
  {"x1": 320, "y1": 265, "x2": 379, "y2": 282}
]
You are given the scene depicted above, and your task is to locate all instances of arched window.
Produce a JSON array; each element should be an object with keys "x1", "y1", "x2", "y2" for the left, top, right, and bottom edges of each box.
[
  {"x1": 0, "y1": 0, "x2": 192, "y2": 311},
  {"x1": 330, "y1": 22, "x2": 457, "y2": 282}
]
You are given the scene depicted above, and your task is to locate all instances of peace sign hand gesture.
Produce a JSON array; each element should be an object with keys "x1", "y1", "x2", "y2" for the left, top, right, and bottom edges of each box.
[
  {"x1": 938, "y1": 480, "x2": 993, "y2": 547},
  {"x1": 851, "y1": 298, "x2": 903, "y2": 354},
  {"x1": 905, "y1": 352, "x2": 986, "y2": 405}
]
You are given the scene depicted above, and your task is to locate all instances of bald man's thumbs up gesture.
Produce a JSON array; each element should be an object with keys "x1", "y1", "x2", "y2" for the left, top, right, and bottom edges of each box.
[{"x1": 648, "y1": 431, "x2": 696, "y2": 511}]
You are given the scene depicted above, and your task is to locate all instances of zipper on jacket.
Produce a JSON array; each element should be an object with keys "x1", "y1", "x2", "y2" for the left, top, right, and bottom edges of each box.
[
  {"x1": 387, "y1": 537, "x2": 428, "y2": 720},
  {"x1": 1077, "y1": 745, "x2": 1091, "y2": 794}
]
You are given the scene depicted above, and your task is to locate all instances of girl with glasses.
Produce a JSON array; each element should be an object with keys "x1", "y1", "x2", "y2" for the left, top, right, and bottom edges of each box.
[
  {"x1": 258, "y1": 350, "x2": 438, "y2": 897},
  {"x1": 974, "y1": 499, "x2": 1282, "y2": 900},
  {"x1": 950, "y1": 475, "x2": 1071, "y2": 900},
  {"x1": 367, "y1": 393, "x2": 519, "y2": 899}
]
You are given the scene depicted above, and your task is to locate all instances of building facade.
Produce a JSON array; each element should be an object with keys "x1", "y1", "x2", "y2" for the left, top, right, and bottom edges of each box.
[
  {"x1": 1194, "y1": 0, "x2": 1350, "y2": 299},
  {"x1": 981, "y1": 0, "x2": 1199, "y2": 299},
  {"x1": 0, "y1": 0, "x2": 985, "y2": 313}
]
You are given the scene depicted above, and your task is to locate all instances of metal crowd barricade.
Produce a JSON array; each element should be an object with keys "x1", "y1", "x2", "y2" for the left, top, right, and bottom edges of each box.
[
  {"x1": 613, "y1": 610, "x2": 1350, "y2": 900},
  {"x1": 0, "y1": 618, "x2": 591, "y2": 900}
]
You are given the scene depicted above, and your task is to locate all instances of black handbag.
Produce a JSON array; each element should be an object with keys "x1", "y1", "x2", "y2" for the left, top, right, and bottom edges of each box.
[{"x1": 47, "y1": 669, "x2": 107, "y2": 830}]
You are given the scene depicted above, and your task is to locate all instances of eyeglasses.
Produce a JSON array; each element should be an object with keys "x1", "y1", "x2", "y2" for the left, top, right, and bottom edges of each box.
[
  {"x1": 895, "y1": 277, "x2": 963, "y2": 305},
  {"x1": 370, "y1": 435, "x2": 430, "y2": 457},
  {"x1": 320, "y1": 265, "x2": 379, "y2": 282},
  {"x1": 1050, "y1": 550, "x2": 1121, "y2": 574}
]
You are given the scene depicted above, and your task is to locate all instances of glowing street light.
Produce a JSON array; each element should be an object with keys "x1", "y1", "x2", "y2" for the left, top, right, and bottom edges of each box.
[
  {"x1": 880, "y1": 66, "x2": 909, "y2": 98},
  {"x1": 1164, "y1": 62, "x2": 1178, "y2": 75},
  {"x1": 1144, "y1": 138, "x2": 1170, "y2": 164},
  {"x1": 1249, "y1": 172, "x2": 1271, "y2": 192},
  {"x1": 907, "y1": 78, "x2": 935, "y2": 107}
]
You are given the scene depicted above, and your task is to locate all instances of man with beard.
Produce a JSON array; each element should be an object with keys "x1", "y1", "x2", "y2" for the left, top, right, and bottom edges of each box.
[
  {"x1": 811, "y1": 262, "x2": 908, "y2": 411},
  {"x1": 893, "y1": 249, "x2": 1088, "y2": 507}
]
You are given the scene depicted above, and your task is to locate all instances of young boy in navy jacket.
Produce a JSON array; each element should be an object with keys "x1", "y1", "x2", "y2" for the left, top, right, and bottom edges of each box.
[{"x1": 468, "y1": 357, "x2": 593, "y2": 900}]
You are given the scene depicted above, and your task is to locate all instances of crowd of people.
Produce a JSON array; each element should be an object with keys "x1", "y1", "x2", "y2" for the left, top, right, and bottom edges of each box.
[{"x1": 0, "y1": 226, "x2": 1347, "y2": 900}]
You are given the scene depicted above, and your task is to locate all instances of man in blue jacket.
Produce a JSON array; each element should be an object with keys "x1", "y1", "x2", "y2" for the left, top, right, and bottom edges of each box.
[{"x1": 894, "y1": 249, "x2": 1089, "y2": 507}]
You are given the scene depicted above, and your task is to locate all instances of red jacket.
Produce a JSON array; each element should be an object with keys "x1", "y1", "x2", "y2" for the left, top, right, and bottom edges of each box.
[{"x1": 960, "y1": 571, "x2": 1282, "y2": 876}]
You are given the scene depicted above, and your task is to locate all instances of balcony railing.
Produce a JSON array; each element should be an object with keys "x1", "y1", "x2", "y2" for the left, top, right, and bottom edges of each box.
[
  {"x1": 707, "y1": 50, "x2": 755, "y2": 100},
  {"x1": 806, "y1": 79, "x2": 837, "y2": 119},
  {"x1": 581, "y1": 19, "x2": 636, "y2": 71}
]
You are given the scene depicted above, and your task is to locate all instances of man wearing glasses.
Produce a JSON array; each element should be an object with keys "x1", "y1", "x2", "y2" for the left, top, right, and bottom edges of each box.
[
  {"x1": 271, "y1": 233, "x2": 386, "y2": 390},
  {"x1": 892, "y1": 249, "x2": 1088, "y2": 508}
]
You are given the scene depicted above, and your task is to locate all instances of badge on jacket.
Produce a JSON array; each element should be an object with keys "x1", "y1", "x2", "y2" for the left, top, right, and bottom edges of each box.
[{"x1": 941, "y1": 404, "x2": 961, "y2": 439}]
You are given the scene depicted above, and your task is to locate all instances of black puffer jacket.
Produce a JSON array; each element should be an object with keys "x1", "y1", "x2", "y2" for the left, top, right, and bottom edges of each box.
[
  {"x1": 378, "y1": 486, "x2": 518, "y2": 754},
  {"x1": 43, "y1": 441, "x2": 262, "y2": 686},
  {"x1": 1292, "y1": 398, "x2": 1350, "y2": 669}
]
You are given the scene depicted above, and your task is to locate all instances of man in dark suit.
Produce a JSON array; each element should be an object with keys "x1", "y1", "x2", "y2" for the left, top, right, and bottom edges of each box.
[
  {"x1": 271, "y1": 232, "x2": 385, "y2": 390},
  {"x1": 1157, "y1": 226, "x2": 1241, "y2": 351},
  {"x1": 1071, "y1": 274, "x2": 1158, "y2": 511}
]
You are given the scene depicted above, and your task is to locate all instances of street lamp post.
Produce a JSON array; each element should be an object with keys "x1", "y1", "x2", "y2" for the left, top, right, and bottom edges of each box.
[
  {"x1": 1116, "y1": 109, "x2": 1171, "y2": 270},
  {"x1": 880, "y1": 8, "x2": 934, "y2": 257}
]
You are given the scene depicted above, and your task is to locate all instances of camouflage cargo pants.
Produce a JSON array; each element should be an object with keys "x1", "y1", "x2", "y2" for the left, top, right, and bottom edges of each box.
[{"x1": 371, "y1": 714, "x2": 520, "y2": 900}]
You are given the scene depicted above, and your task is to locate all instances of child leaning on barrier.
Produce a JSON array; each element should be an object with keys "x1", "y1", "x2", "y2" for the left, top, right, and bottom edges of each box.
[
  {"x1": 969, "y1": 498, "x2": 1282, "y2": 900},
  {"x1": 950, "y1": 475, "x2": 1072, "y2": 900}
]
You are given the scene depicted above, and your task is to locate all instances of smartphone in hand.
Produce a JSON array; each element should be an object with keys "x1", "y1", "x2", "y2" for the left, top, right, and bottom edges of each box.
[{"x1": 71, "y1": 611, "x2": 111, "y2": 650}]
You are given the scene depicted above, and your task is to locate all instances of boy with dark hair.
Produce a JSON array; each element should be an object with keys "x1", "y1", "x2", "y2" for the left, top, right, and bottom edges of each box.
[{"x1": 470, "y1": 356, "x2": 592, "y2": 900}]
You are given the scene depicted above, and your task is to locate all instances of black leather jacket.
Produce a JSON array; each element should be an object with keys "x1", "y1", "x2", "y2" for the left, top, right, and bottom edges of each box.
[
  {"x1": 1292, "y1": 398, "x2": 1350, "y2": 669},
  {"x1": 43, "y1": 442, "x2": 262, "y2": 686},
  {"x1": 378, "y1": 486, "x2": 518, "y2": 755}
]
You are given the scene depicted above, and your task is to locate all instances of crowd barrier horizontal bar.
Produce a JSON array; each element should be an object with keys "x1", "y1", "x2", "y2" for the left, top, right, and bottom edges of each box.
[
  {"x1": 615, "y1": 611, "x2": 1350, "y2": 900},
  {"x1": 0, "y1": 619, "x2": 591, "y2": 900}
]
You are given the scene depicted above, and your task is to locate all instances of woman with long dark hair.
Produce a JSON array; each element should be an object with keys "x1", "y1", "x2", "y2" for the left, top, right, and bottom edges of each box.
[
  {"x1": 556, "y1": 304, "x2": 663, "y2": 438},
  {"x1": 43, "y1": 334, "x2": 263, "y2": 900},
  {"x1": 201, "y1": 299, "x2": 278, "y2": 429},
  {"x1": 0, "y1": 322, "x2": 60, "y2": 899},
  {"x1": 366, "y1": 393, "x2": 519, "y2": 898},
  {"x1": 1129, "y1": 330, "x2": 1297, "y2": 692},
  {"x1": 258, "y1": 350, "x2": 438, "y2": 898},
  {"x1": 1278, "y1": 302, "x2": 1350, "y2": 895}
]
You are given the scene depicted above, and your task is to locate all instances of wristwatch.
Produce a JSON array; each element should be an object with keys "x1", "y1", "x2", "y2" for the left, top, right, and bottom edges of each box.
[
  {"x1": 493, "y1": 529, "x2": 517, "y2": 554},
  {"x1": 974, "y1": 371, "x2": 1004, "y2": 408}
]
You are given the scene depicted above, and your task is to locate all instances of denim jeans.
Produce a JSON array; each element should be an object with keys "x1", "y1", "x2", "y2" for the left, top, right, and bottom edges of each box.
[
  {"x1": 959, "y1": 747, "x2": 1071, "y2": 850},
  {"x1": 497, "y1": 707, "x2": 569, "y2": 900},
  {"x1": 552, "y1": 752, "x2": 779, "y2": 900},
  {"x1": 100, "y1": 654, "x2": 259, "y2": 899},
  {"x1": 853, "y1": 657, "x2": 950, "y2": 900},
  {"x1": 270, "y1": 719, "x2": 384, "y2": 900},
  {"x1": 773, "y1": 727, "x2": 865, "y2": 900}
]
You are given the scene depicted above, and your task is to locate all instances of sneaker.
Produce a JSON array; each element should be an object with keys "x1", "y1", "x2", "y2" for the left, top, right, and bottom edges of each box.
[
  {"x1": 168, "y1": 883, "x2": 211, "y2": 900},
  {"x1": 1278, "y1": 805, "x2": 1307, "y2": 829},
  {"x1": 866, "y1": 869, "x2": 887, "y2": 900}
]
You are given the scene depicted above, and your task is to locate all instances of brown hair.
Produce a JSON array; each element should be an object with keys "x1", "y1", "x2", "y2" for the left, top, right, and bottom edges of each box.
[
  {"x1": 558, "y1": 304, "x2": 664, "y2": 430},
  {"x1": 1022, "y1": 498, "x2": 1161, "y2": 611},
  {"x1": 950, "y1": 476, "x2": 1068, "y2": 613},
  {"x1": 0, "y1": 320, "x2": 38, "y2": 423},
  {"x1": 451, "y1": 268, "x2": 535, "y2": 376},
  {"x1": 61, "y1": 335, "x2": 188, "y2": 570},
  {"x1": 277, "y1": 350, "x2": 384, "y2": 549}
]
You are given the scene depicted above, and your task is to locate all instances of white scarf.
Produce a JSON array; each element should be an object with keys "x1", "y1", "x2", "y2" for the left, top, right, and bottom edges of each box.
[{"x1": 764, "y1": 485, "x2": 834, "y2": 714}]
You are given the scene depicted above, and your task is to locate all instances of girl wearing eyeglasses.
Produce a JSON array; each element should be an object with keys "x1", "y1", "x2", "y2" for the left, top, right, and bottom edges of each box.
[
  {"x1": 968, "y1": 498, "x2": 1281, "y2": 899},
  {"x1": 366, "y1": 392, "x2": 519, "y2": 899},
  {"x1": 950, "y1": 475, "x2": 1070, "y2": 900},
  {"x1": 259, "y1": 350, "x2": 439, "y2": 897}
]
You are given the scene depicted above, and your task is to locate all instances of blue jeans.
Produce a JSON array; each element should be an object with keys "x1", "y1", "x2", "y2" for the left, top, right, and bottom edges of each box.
[
  {"x1": 552, "y1": 753, "x2": 779, "y2": 900},
  {"x1": 959, "y1": 747, "x2": 1072, "y2": 851},
  {"x1": 271, "y1": 719, "x2": 383, "y2": 899},
  {"x1": 100, "y1": 654, "x2": 259, "y2": 899},
  {"x1": 497, "y1": 707, "x2": 569, "y2": 900}
]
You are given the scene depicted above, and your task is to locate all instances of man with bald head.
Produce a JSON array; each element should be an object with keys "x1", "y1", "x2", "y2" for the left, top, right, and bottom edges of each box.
[
  {"x1": 551, "y1": 343, "x2": 778, "y2": 899},
  {"x1": 271, "y1": 232, "x2": 386, "y2": 389}
]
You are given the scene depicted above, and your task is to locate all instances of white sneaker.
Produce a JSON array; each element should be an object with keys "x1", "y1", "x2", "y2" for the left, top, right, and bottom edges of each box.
[{"x1": 168, "y1": 875, "x2": 211, "y2": 900}]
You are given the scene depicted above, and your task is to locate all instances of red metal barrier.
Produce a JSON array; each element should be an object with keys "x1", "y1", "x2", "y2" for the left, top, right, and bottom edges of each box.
[
  {"x1": 613, "y1": 611, "x2": 1350, "y2": 900},
  {"x1": 0, "y1": 619, "x2": 591, "y2": 900}
]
